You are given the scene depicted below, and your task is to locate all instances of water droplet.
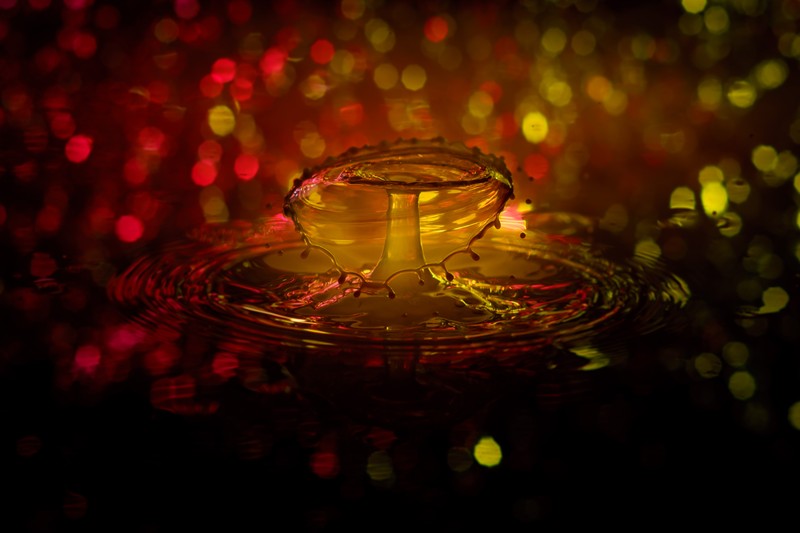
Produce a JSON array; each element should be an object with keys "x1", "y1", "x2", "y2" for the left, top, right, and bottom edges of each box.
[{"x1": 111, "y1": 141, "x2": 689, "y2": 359}]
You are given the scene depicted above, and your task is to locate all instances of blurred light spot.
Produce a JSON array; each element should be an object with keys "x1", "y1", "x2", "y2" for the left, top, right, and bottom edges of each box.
[
  {"x1": 726, "y1": 177, "x2": 751, "y2": 204},
  {"x1": 74, "y1": 345, "x2": 101, "y2": 375},
  {"x1": 115, "y1": 215, "x2": 144, "y2": 243},
  {"x1": 759, "y1": 286, "x2": 789, "y2": 314},
  {"x1": 154, "y1": 18, "x2": 179, "y2": 43},
  {"x1": 694, "y1": 352, "x2": 722, "y2": 378},
  {"x1": 586, "y1": 75, "x2": 612, "y2": 102},
  {"x1": 367, "y1": 451, "x2": 394, "y2": 481},
  {"x1": 474, "y1": 436, "x2": 502, "y2": 467},
  {"x1": 670, "y1": 186, "x2": 696, "y2": 210},
  {"x1": 698, "y1": 165, "x2": 724, "y2": 186},
  {"x1": 138, "y1": 126, "x2": 166, "y2": 154},
  {"x1": 71, "y1": 32, "x2": 97, "y2": 59},
  {"x1": 199, "y1": 185, "x2": 229, "y2": 223},
  {"x1": 365, "y1": 18, "x2": 395, "y2": 53},
  {"x1": 230, "y1": 76, "x2": 253, "y2": 102},
  {"x1": 701, "y1": 182, "x2": 728, "y2": 216},
  {"x1": 401, "y1": 64, "x2": 426, "y2": 91},
  {"x1": 729, "y1": 371, "x2": 756, "y2": 400},
  {"x1": 727, "y1": 80, "x2": 756, "y2": 108},
  {"x1": 544, "y1": 80, "x2": 572, "y2": 107},
  {"x1": 447, "y1": 447, "x2": 473, "y2": 472},
  {"x1": 310, "y1": 39, "x2": 335, "y2": 64},
  {"x1": 311, "y1": 451, "x2": 340, "y2": 479},
  {"x1": 682, "y1": 0, "x2": 707, "y2": 14},
  {"x1": 704, "y1": 6, "x2": 729, "y2": 34},
  {"x1": 697, "y1": 77, "x2": 722, "y2": 109},
  {"x1": 208, "y1": 105, "x2": 236, "y2": 136},
  {"x1": 198, "y1": 139, "x2": 223, "y2": 162},
  {"x1": 461, "y1": 113, "x2": 486, "y2": 135},
  {"x1": 755, "y1": 59, "x2": 788, "y2": 89},
  {"x1": 211, "y1": 58, "x2": 237, "y2": 83},
  {"x1": 751, "y1": 145, "x2": 777, "y2": 172},
  {"x1": 123, "y1": 157, "x2": 149, "y2": 185},
  {"x1": 259, "y1": 47, "x2": 287, "y2": 75},
  {"x1": 65, "y1": 134, "x2": 93, "y2": 163},
  {"x1": 521, "y1": 112, "x2": 548, "y2": 143},
  {"x1": 300, "y1": 74, "x2": 328, "y2": 100},
  {"x1": 373, "y1": 63, "x2": 398, "y2": 90},
  {"x1": 788, "y1": 403, "x2": 800, "y2": 430},
  {"x1": 234, "y1": 153, "x2": 259, "y2": 180},
  {"x1": 192, "y1": 160, "x2": 217, "y2": 186},
  {"x1": 765, "y1": 151, "x2": 798, "y2": 186},
  {"x1": 144, "y1": 344, "x2": 180, "y2": 376},
  {"x1": 541, "y1": 27, "x2": 567, "y2": 55},
  {"x1": 603, "y1": 90, "x2": 628, "y2": 115},
  {"x1": 425, "y1": 15, "x2": 449, "y2": 43},
  {"x1": 571, "y1": 30, "x2": 596, "y2": 56},
  {"x1": 331, "y1": 49, "x2": 356, "y2": 76},
  {"x1": 300, "y1": 132, "x2": 326, "y2": 158},
  {"x1": 468, "y1": 90, "x2": 493, "y2": 118},
  {"x1": 722, "y1": 341, "x2": 749, "y2": 367}
]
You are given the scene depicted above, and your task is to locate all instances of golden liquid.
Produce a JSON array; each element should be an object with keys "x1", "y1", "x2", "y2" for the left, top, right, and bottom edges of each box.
[{"x1": 111, "y1": 140, "x2": 689, "y2": 357}]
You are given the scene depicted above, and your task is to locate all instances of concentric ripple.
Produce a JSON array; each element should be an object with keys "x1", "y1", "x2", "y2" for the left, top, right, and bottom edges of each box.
[{"x1": 109, "y1": 212, "x2": 690, "y2": 363}]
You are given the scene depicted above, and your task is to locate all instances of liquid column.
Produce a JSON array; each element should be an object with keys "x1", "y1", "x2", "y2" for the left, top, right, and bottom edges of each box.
[{"x1": 370, "y1": 190, "x2": 426, "y2": 283}]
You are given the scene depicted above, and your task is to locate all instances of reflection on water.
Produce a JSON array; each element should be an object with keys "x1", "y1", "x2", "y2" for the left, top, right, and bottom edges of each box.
[{"x1": 110, "y1": 207, "x2": 689, "y2": 360}]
